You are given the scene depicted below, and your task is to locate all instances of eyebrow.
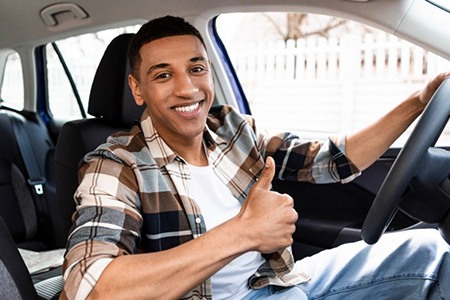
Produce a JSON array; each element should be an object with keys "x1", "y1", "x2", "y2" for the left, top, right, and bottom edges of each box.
[
  {"x1": 190, "y1": 56, "x2": 206, "y2": 63},
  {"x1": 146, "y1": 56, "x2": 207, "y2": 75},
  {"x1": 146, "y1": 63, "x2": 170, "y2": 75}
]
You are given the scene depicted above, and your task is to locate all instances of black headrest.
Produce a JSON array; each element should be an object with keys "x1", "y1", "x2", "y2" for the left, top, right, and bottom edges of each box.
[{"x1": 87, "y1": 33, "x2": 145, "y2": 127}]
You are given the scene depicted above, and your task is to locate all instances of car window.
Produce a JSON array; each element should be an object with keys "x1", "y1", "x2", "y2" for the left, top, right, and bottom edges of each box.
[
  {"x1": 0, "y1": 51, "x2": 24, "y2": 110},
  {"x1": 215, "y1": 12, "x2": 450, "y2": 147},
  {"x1": 46, "y1": 25, "x2": 140, "y2": 120}
]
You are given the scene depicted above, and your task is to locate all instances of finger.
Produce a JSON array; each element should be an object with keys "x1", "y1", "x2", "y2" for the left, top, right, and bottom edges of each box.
[
  {"x1": 256, "y1": 156, "x2": 276, "y2": 191},
  {"x1": 283, "y1": 193, "x2": 294, "y2": 207},
  {"x1": 419, "y1": 73, "x2": 447, "y2": 105}
]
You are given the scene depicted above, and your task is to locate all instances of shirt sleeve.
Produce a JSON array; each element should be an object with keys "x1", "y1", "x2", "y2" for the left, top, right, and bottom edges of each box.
[
  {"x1": 247, "y1": 115, "x2": 361, "y2": 184},
  {"x1": 61, "y1": 155, "x2": 142, "y2": 300}
]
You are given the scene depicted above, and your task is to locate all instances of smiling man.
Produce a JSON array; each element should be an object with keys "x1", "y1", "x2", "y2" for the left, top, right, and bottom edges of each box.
[
  {"x1": 128, "y1": 34, "x2": 214, "y2": 166},
  {"x1": 61, "y1": 16, "x2": 450, "y2": 300}
]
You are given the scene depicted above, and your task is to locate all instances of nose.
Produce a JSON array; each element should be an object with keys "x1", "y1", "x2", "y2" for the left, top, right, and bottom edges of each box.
[{"x1": 173, "y1": 73, "x2": 198, "y2": 98}]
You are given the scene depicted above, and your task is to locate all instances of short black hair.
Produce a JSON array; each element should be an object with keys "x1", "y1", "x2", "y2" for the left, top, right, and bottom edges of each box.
[{"x1": 129, "y1": 15, "x2": 206, "y2": 79}]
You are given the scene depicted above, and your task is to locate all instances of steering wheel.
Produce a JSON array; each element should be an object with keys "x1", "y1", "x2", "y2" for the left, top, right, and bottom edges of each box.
[{"x1": 362, "y1": 77, "x2": 450, "y2": 245}]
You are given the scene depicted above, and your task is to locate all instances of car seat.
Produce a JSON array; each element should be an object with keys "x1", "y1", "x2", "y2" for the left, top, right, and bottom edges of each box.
[
  {"x1": 0, "y1": 109, "x2": 65, "y2": 251},
  {"x1": 54, "y1": 33, "x2": 145, "y2": 238},
  {"x1": 0, "y1": 214, "x2": 40, "y2": 300}
]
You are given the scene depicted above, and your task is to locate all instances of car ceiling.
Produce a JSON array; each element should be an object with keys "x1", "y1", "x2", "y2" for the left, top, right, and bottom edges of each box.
[{"x1": 0, "y1": 0, "x2": 449, "y2": 59}]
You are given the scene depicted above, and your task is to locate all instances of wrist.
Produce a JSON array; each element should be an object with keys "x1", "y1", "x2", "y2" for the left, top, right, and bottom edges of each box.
[
  {"x1": 228, "y1": 213, "x2": 259, "y2": 252},
  {"x1": 406, "y1": 90, "x2": 427, "y2": 115}
]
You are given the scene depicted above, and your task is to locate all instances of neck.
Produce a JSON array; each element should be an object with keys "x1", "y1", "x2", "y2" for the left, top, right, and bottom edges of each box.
[{"x1": 165, "y1": 135, "x2": 208, "y2": 167}]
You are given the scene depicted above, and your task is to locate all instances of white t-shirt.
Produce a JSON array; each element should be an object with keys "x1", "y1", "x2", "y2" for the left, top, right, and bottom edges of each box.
[{"x1": 188, "y1": 164, "x2": 265, "y2": 300}]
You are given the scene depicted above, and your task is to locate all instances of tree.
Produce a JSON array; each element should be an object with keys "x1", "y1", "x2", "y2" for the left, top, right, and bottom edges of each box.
[{"x1": 263, "y1": 12, "x2": 348, "y2": 43}]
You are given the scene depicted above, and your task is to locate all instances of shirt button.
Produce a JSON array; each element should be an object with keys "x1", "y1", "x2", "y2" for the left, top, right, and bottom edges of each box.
[{"x1": 195, "y1": 217, "x2": 202, "y2": 224}]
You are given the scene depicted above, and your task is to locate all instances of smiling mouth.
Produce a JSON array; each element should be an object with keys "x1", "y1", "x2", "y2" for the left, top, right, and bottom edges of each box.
[{"x1": 172, "y1": 101, "x2": 203, "y2": 113}]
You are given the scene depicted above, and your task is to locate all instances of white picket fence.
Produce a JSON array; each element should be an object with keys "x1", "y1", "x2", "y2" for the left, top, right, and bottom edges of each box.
[
  {"x1": 229, "y1": 32, "x2": 446, "y2": 82},
  {"x1": 226, "y1": 33, "x2": 450, "y2": 145}
]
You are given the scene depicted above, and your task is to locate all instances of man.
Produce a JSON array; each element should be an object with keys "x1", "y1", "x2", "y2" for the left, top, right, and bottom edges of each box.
[{"x1": 62, "y1": 16, "x2": 450, "y2": 299}]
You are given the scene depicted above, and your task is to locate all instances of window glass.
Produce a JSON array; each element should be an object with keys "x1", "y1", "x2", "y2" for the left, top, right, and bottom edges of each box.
[
  {"x1": 46, "y1": 25, "x2": 140, "y2": 120},
  {"x1": 216, "y1": 12, "x2": 450, "y2": 147},
  {"x1": 1, "y1": 51, "x2": 24, "y2": 110}
]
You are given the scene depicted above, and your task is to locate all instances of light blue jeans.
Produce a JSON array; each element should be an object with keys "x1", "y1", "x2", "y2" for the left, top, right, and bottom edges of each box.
[{"x1": 243, "y1": 229, "x2": 449, "y2": 299}]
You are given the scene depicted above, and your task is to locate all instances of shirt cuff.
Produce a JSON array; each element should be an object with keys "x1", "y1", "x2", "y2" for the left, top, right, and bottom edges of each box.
[{"x1": 329, "y1": 135, "x2": 361, "y2": 184}]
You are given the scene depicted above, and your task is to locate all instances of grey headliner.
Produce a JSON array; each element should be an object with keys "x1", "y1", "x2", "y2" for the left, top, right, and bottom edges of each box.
[{"x1": 0, "y1": 0, "x2": 448, "y2": 60}]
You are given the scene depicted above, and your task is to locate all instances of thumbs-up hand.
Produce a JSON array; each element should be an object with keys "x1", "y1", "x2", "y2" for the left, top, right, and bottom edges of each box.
[{"x1": 237, "y1": 156, "x2": 298, "y2": 254}]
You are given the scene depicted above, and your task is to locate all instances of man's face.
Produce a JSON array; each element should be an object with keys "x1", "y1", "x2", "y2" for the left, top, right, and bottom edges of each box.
[{"x1": 129, "y1": 35, "x2": 214, "y2": 144}]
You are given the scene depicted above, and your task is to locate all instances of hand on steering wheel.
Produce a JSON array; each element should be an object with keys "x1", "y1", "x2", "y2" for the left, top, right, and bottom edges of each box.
[{"x1": 362, "y1": 77, "x2": 450, "y2": 244}]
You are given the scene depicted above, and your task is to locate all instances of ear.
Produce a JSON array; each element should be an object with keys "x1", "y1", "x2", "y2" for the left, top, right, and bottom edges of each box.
[{"x1": 128, "y1": 74, "x2": 145, "y2": 106}]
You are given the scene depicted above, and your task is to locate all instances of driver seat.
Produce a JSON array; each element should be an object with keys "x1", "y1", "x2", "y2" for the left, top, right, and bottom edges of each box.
[{"x1": 54, "y1": 33, "x2": 145, "y2": 238}]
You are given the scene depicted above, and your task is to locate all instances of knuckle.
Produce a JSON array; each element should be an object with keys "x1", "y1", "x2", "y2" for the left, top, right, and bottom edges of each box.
[
  {"x1": 286, "y1": 236, "x2": 293, "y2": 247},
  {"x1": 290, "y1": 224, "x2": 297, "y2": 234},
  {"x1": 283, "y1": 193, "x2": 294, "y2": 205}
]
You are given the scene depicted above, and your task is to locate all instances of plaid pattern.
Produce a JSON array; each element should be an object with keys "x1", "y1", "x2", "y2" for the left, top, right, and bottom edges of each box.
[{"x1": 61, "y1": 105, "x2": 360, "y2": 299}]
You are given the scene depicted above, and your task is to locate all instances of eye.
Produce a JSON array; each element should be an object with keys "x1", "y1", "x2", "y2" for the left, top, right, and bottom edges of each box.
[
  {"x1": 154, "y1": 72, "x2": 171, "y2": 80},
  {"x1": 191, "y1": 66, "x2": 206, "y2": 74}
]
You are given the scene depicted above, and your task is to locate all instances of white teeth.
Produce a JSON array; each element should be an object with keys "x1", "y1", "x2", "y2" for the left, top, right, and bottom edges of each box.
[{"x1": 174, "y1": 102, "x2": 199, "y2": 112}]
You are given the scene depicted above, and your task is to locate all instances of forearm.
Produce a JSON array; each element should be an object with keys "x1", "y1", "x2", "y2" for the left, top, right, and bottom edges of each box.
[
  {"x1": 88, "y1": 217, "x2": 248, "y2": 300},
  {"x1": 346, "y1": 93, "x2": 424, "y2": 171},
  {"x1": 346, "y1": 72, "x2": 449, "y2": 171}
]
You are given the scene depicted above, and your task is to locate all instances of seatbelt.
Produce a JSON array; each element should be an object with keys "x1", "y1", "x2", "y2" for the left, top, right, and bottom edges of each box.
[
  {"x1": 7, "y1": 112, "x2": 66, "y2": 249},
  {"x1": 8, "y1": 114, "x2": 46, "y2": 195}
]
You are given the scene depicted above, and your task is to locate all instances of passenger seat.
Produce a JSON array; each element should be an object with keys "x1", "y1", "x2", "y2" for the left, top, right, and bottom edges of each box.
[
  {"x1": 0, "y1": 213, "x2": 62, "y2": 300},
  {"x1": 0, "y1": 214, "x2": 40, "y2": 300}
]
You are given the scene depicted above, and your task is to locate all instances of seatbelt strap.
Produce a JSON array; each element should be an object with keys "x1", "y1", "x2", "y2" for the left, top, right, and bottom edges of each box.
[
  {"x1": 8, "y1": 114, "x2": 46, "y2": 195},
  {"x1": 7, "y1": 112, "x2": 64, "y2": 248}
]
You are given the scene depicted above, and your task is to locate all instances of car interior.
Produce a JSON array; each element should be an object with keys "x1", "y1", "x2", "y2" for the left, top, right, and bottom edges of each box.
[{"x1": 1, "y1": 0, "x2": 450, "y2": 298}]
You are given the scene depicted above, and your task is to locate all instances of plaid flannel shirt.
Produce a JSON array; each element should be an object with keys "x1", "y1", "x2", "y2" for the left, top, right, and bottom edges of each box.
[{"x1": 61, "y1": 105, "x2": 360, "y2": 299}]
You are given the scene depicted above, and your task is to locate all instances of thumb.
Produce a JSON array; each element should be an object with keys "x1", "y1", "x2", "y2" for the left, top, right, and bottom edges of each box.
[{"x1": 256, "y1": 156, "x2": 276, "y2": 191}]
